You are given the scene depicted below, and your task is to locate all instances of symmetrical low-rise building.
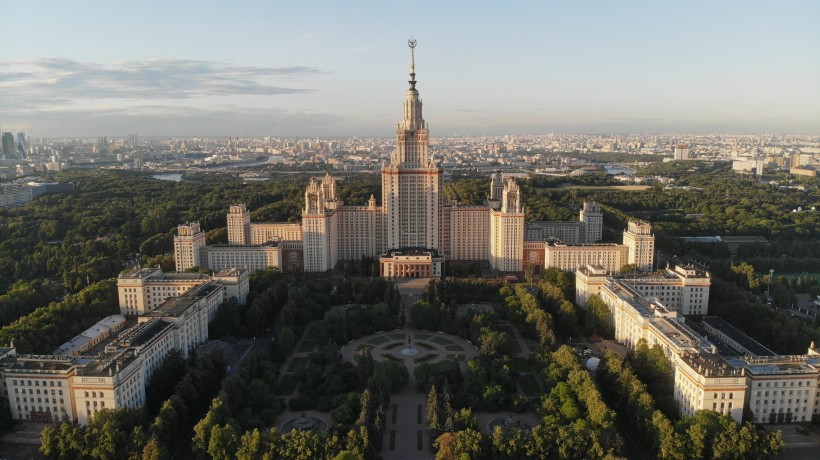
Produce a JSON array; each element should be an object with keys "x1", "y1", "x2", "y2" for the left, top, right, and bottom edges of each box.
[
  {"x1": 0, "y1": 266, "x2": 248, "y2": 424},
  {"x1": 577, "y1": 265, "x2": 820, "y2": 424},
  {"x1": 117, "y1": 267, "x2": 248, "y2": 316},
  {"x1": 576, "y1": 263, "x2": 710, "y2": 316}
]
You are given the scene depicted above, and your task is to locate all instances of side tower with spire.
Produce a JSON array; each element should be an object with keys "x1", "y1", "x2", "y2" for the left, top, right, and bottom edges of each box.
[{"x1": 489, "y1": 178, "x2": 525, "y2": 272}]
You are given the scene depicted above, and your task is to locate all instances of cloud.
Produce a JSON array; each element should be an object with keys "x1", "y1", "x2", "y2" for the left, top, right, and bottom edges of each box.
[{"x1": 0, "y1": 58, "x2": 321, "y2": 107}]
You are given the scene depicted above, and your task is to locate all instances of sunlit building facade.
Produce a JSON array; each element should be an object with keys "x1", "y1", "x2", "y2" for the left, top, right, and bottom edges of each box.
[{"x1": 175, "y1": 41, "x2": 616, "y2": 277}]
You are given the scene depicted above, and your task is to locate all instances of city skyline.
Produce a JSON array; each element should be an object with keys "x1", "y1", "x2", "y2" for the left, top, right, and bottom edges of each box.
[{"x1": 1, "y1": 1, "x2": 819, "y2": 137}]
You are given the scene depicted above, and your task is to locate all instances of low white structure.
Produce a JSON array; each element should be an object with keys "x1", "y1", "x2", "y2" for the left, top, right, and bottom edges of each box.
[
  {"x1": 576, "y1": 266, "x2": 820, "y2": 424},
  {"x1": 2, "y1": 268, "x2": 246, "y2": 425},
  {"x1": 117, "y1": 267, "x2": 248, "y2": 316}
]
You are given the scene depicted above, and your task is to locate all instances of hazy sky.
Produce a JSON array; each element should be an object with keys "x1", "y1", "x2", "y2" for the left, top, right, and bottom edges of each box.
[{"x1": 2, "y1": 1, "x2": 819, "y2": 137}]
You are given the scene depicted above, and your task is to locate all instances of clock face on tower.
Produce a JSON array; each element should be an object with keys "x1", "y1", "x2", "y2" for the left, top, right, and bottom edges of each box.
[{"x1": 408, "y1": 38, "x2": 417, "y2": 49}]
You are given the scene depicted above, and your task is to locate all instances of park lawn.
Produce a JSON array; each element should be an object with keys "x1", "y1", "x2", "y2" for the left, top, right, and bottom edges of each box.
[
  {"x1": 519, "y1": 374, "x2": 541, "y2": 396},
  {"x1": 431, "y1": 336, "x2": 453, "y2": 346},
  {"x1": 304, "y1": 326, "x2": 324, "y2": 341},
  {"x1": 444, "y1": 344, "x2": 464, "y2": 352},
  {"x1": 367, "y1": 335, "x2": 390, "y2": 345},
  {"x1": 288, "y1": 357, "x2": 310, "y2": 373},
  {"x1": 298, "y1": 340, "x2": 318, "y2": 353},
  {"x1": 415, "y1": 333, "x2": 432, "y2": 340},
  {"x1": 275, "y1": 374, "x2": 299, "y2": 396},
  {"x1": 500, "y1": 325, "x2": 524, "y2": 354},
  {"x1": 388, "y1": 333, "x2": 406, "y2": 340},
  {"x1": 415, "y1": 354, "x2": 437, "y2": 364}
]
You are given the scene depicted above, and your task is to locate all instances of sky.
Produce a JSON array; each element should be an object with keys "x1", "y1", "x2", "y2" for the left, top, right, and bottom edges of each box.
[{"x1": 1, "y1": 1, "x2": 819, "y2": 138}]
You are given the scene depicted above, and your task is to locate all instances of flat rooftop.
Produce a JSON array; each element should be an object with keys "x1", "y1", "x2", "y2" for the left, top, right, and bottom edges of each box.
[
  {"x1": 186, "y1": 282, "x2": 221, "y2": 298},
  {"x1": 702, "y1": 316, "x2": 777, "y2": 357},
  {"x1": 727, "y1": 355, "x2": 820, "y2": 376},
  {"x1": 206, "y1": 241, "x2": 279, "y2": 249},
  {"x1": 115, "y1": 319, "x2": 173, "y2": 348},
  {"x1": 119, "y1": 267, "x2": 210, "y2": 282},
  {"x1": 680, "y1": 352, "x2": 744, "y2": 378},
  {"x1": 546, "y1": 242, "x2": 624, "y2": 247},
  {"x1": 685, "y1": 321, "x2": 738, "y2": 356},
  {"x1": 649, "y1": 317, "x2": 714, "y2": 352},
  {"x1": 214, "y1": 268, "x2": 246, "y2": 277},
  {"x1": 78, "y1": 349, "x2": 140, "y2": 377},
  {"x1": 144, "y1": 297, "x2": 199, "y2": 317},
  {"x1": 6, "y1": 355, "x2": 75, "y2": 373}
]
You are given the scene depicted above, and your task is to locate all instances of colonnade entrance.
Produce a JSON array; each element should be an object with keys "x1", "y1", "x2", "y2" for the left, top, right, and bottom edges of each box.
[{"x1": 392, "y1": 263, "x2": 431, "y2": 278}]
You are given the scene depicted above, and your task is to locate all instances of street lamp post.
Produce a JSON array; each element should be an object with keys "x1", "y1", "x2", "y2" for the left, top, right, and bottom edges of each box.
[{"x1": 768, "y1": 269, "x2": 775, "y2": 302}]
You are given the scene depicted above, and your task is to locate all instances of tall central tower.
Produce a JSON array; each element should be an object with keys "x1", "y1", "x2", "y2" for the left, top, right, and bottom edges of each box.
[{"x1": 382, "y1": 39, "x2": 443, "y2": 250}]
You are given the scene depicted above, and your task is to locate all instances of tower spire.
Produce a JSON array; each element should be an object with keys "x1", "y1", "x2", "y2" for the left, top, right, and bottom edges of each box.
[{"x1": 408, "y1": 37, "x2": 417, "y2": 90}]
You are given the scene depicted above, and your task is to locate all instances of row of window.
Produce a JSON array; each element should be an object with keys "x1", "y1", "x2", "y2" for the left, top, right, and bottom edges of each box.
[
  {"x1": 16, "y1": 397, "x2": 64, "y2": 404},
  {"x1": 11, "y1": 380, "x2": 62, "y2": 387},
  {"x1": 14, "y1": 388, "x2": 63, "y2": 395},
  {"x1": 753, "y1": 399, "x2": 810, "y2": 406},
  {"x1": 756, "y1": 380, "x2": 813, "y2": 387}
]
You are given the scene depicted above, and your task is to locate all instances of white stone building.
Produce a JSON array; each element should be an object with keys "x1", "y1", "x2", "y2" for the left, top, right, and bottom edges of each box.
[{"x1": 174, "y1": 41, "x2": 608, "y2": 276}]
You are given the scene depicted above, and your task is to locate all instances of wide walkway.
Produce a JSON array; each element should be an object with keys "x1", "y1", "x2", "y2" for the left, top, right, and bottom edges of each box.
[
  {"x1": 380, "y1": 278, "x2": 437, "y2": 459},
  {"x1": 362, "y1": 278, "x2": 435, "y2": 459}
]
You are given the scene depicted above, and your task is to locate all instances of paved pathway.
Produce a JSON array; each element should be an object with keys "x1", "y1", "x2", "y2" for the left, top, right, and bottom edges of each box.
[
  {"x1": 353, "y1": 278, "x2": 436, "y2": 459},
  {"x1": 276, "y1": 278, "x2": 540, "y2": 458},
  {"x1": 500, "y1": 319, "x2": 545, "y2": 394}
]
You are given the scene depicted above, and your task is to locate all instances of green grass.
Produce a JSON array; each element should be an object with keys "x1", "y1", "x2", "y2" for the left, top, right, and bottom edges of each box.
[
  {"x1": 388, "y1": 333, "x2": 406, "y2": 340},
  {"x1": 501, "y1": 325, "x2": 524, "y2": 353},
  {"x1": 444, "y1": 344, "x2": 464, "y2": 352},
  {"x1": 415, "y1": 354, "x2": 436, "y2": 364},
  {"x1": 275, "y1": 374, "x2": 299, "y2": 396},
  {"x1": 519, "y1": 374, "x2": 541, "y2": 397},
  {"x1": 367, "y1": 335, "x2": 389, "y2": 345},
  {"x1": 417, "y1": 431, "x2": 423, "y2": 451},
  {"x1": 288, "y1": 357, "x2": 310, "y2": 373},
  {"x1": 431, "y1": 336, "x2": 453, "y2": 345},
  {"x1": 417, "y1": 404, "x2": 422, "y2": 424},
  {"x1": 304, "y1": 326, "x2": 324, "y2": 341},
  {"x1": 297, "y1": 340, "x2": 318, "y2": 353},
  {"x1": 392, "y1": 404, "x2": 397, "y2": 424},
  {"x1": 390, "y1": 430, "x2": 396, "y2": 450},
  {"x1": 415, "y1": 333, "x2": 432, "y2": 340}
]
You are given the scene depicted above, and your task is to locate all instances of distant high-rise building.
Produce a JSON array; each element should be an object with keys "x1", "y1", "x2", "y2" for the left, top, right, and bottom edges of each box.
[
  {"x1": 174, "y1": 222, "x2": 206, "y2": 271},
  {"x1": 623, "y1": 220, "x2": 655, "y2": 271},
  {"x1": 16, "y1": 132, "x2": 28, "y2": 159},
  {"x1": 1, "y1": 132, "x2": 14, "y2": 160},
  {"x1": 490, "y1": 178, "x2": 525, "y2": 272},
  {"x1": 97, "y1": 136, "x2": 108, "y2": 153},
  {"x1": 227, "y1": 204, "x2": 251, "y2": 245},
  {"x1": 580, "y1": 201, "x2": 604, "y2": 243},
  {"x1": 674, "y1": 143, "x2": 690, "y2": 160}
]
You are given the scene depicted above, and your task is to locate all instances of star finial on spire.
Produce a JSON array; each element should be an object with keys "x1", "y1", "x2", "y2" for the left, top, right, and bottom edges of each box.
[{"x1": 408, "y1": 37, "x2": 417, "y2": 91}]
